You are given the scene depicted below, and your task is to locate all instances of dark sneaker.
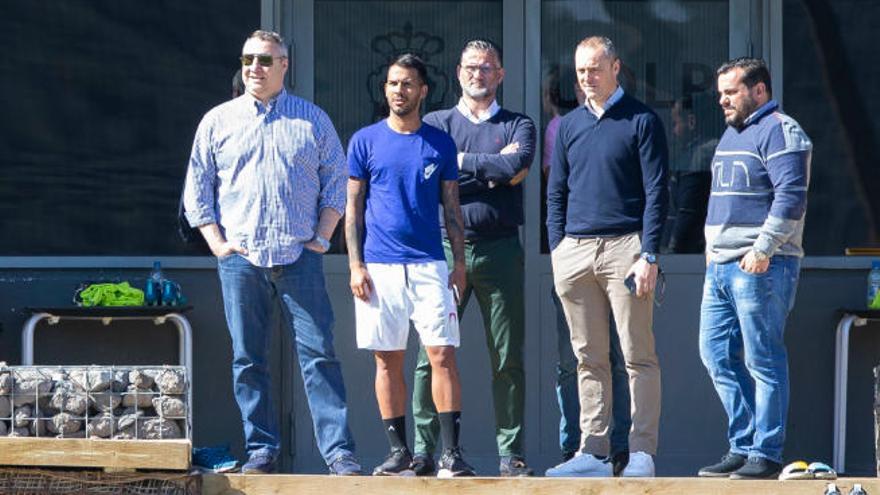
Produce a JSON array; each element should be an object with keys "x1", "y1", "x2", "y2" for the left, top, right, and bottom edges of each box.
[
  {"x1": 729, "y1": 457, "x2": 782, "y2": 480},
  {"x1": 411, "y1": 453, "x2": 436, "y2": 476},
  {"x1": 241, "y1": 451, "x2": 277, "y2": 474},
  {"x1": 499, "y1": 456, "x2": 533, "y2": 477},
  {"x1": 329, "y1": 454, "x2": 363, "y2": 476},
  {"x1": 437, "y1": 447, "x2": 476, "y2": 478},
  {"x1": 610, "y1": 450, "x2": 630, "y2": 477},
  {"x1": 698, "y1": 452, "x2": 747, "y2": 478},
  {"x1": 373, "y1": 448, "x2": 415, "y2": 476}
]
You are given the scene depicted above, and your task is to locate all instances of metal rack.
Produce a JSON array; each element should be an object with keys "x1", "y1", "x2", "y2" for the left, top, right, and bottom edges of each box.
[{"x1": 20, "y1": 306, "x2": 193, "y2": 420}]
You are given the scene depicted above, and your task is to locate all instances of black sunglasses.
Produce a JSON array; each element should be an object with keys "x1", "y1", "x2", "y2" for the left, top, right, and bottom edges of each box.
[{"x1": 240, "y1": 53, "x2": 285, "y2": 67}]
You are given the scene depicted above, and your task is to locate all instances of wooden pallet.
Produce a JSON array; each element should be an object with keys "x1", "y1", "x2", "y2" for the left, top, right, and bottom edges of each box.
[
  {"x1": 202, "y1": 475, "x2": 880, "y2": 495},
  {"x1": 0, "y1": 437, "x2": 191, "y2": 471}
]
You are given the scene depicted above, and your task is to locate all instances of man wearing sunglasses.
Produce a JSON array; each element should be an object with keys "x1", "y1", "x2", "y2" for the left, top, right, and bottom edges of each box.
[{"x1": 183, "y1": 30, "x2": 360, "y2": 476}]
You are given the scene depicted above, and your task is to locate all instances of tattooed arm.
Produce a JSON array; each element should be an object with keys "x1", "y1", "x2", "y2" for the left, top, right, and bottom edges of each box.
[
  {"x1": 345, "y1": 177, "x2": 372, "y2": 301},
  {"x1": 441, "y1": 179, "x2": 467, "y2": 296}
]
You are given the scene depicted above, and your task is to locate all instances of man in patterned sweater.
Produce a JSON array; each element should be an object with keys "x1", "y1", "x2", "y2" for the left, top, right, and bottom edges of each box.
[{"x1": 697, "y1": 57, "x2": 812, "y2": 480}]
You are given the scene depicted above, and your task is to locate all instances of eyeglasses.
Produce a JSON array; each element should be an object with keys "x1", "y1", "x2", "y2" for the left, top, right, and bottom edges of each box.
[
  {"x1": 240, "y1": 53, "x2": 286, "y2": 67},
  {"x1": 461, "y1": 64, "x2": 499, "y2": 76}
]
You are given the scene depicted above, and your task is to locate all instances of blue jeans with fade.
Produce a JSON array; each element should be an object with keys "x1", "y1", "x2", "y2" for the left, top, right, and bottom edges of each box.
[
  {"x1": 699, "y1": 255, "x2": 800, "y2": 463},
  {"x1": 217, "y1": 250, "x2": 356, "y2": 465}
]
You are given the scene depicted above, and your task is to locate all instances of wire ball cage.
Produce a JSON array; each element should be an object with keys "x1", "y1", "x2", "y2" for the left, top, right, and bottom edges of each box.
[{"x1": 0, "y1": 364, "x2": 190, "y2": 441}]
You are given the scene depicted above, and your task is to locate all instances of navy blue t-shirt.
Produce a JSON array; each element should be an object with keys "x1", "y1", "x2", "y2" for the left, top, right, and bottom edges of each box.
[{"x1": 348, "y1": 120, "x2": 458, "y2": 263}]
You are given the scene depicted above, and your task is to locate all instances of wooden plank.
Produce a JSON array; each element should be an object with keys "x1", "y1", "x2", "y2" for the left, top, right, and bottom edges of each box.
[
  {"x1": 202, "y1": 474, "x2": 880, "y2": 495},
  {"x1": 0, "y1": 437, "x2": 191, "y2": 470},
  {"x1": 845, "y1": 247, "x2": 880, "y2": 256}
]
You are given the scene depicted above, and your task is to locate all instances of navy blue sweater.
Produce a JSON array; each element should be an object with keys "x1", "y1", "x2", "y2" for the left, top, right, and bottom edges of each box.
[
  {"x1": 424, "y1": 107, "x2": 536, "y2": 239},
  {"x1": 546, "y1": 93, "x2": 669, "y2": 253}
]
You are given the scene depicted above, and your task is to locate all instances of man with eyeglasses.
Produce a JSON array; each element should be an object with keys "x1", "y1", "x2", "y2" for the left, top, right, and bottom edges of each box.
[
  {"x1": 545, "y1": 36, "x2": 668, "y2": 478},
  {"x1": 183, "y1": 30, "x2": 361, "y2": 476},
  {"x1": 410, "y1": 39, "x2": 536, "y2": 477}
]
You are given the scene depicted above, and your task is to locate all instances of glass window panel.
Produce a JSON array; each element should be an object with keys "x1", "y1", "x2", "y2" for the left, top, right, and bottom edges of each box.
[
  {"x1": 540, "y1": 0, "x2": 728, "y2": 253},
  {"x1": 783, "y1": 0, "x2": 880, "y2": 255},
  {"x1": 0, "y1": 1, "x2": 260, "y2": 255},
  {"x1": 315, "y1": 0, "x2": 503, "y2": 252},
  {"x1": 315, "y1": 0, "x2": 503, "y2": 145}
]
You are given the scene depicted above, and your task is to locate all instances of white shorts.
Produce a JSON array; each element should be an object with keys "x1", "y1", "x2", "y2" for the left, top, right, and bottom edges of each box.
[{"x1": 355, "y1": 261, "x2": 460, "y2": 351}]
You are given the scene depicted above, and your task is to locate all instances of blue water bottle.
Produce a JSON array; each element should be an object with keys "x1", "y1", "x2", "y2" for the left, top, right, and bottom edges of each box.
[
  {"x1": 868, "y1": 260, "x2": 880, "y2": 309},
  {"x1": 145, "y1": 261, "x2": 163, "y2": 306},
  {"x1": 161, "y1": 279, "x2": 179, "y2": 306}
]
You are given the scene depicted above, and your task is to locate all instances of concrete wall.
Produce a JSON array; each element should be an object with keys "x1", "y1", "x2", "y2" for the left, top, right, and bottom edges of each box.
[{"x1": 0, "y1": 255, "x2": 876, "y2": 476}]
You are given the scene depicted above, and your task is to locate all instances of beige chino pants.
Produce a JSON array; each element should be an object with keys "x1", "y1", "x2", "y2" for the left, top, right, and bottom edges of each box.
[{"x1": 551, "y1": 233, "x2": 661, "y2": 456}]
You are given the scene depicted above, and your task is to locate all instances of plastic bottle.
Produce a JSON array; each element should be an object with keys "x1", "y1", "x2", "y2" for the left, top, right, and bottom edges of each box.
[
  {"x1": 145, "y1": 261, "x2": 163, "y2": 306},
  {"x1": 868, "y1": 260, "x2": 880, "y2": 310},
  {"x1": 161, "y1": 279, "x2": 179, "y2": 306}
]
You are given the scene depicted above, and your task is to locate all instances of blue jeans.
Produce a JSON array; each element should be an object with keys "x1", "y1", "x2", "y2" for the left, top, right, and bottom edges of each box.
[
  {"x1": 551, "y1": 288, "x2": 630, "y2": 456},
  {"x1": 217, "y1": 250, "x2": 356, "y2": 465},
  {"x1": 699, "y1": 256, "x2": 800, "y2": 463}
]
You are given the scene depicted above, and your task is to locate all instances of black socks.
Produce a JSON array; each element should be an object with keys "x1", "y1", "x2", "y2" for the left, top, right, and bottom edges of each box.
[
  {"x1": 438, "y1": 411, "x2": 461, "y2": 450},
  {"x1": 383, "y1": 416, "x2": 407, "y2": 450}
]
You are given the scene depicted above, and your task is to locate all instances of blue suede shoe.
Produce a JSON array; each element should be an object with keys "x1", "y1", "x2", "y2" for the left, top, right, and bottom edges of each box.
[
  {"x1": 329, "y1": 454, "x2": 363, "y2": 476},
  {"x1": 241, "y1": 451, "x2": 277, "y2": 474}
]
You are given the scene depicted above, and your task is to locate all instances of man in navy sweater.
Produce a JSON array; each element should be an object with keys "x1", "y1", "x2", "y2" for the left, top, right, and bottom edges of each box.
[
  {"x1": 546, "y1": 36, "x2": 668, "y2": 478},
  {"x1": 697, "y1": 58, "x2": 811, "y2": 480},
  {"x1": 411, "y1": 39, "x2": 536, "y2": 477}
]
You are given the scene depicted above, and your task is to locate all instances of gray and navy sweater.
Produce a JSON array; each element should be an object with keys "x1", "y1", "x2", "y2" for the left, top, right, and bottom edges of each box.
[
  {"x1": 705, "y1": 100, "x2": 812, "y2": 263},
  {"x1": 546, "y1": 93, "x2": 669, "y2": 253},
  {"x1": 425, "y1": 107, "x2": 536, "y2": 240}
]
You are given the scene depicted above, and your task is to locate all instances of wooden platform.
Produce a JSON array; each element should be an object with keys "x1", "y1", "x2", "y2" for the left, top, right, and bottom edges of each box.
[
  {"x1": 0, "y1": 437, "x2": 191, "y2": 471},
  {"x1": 202, "y1": 474, "x2": 880, "y2": 495}
]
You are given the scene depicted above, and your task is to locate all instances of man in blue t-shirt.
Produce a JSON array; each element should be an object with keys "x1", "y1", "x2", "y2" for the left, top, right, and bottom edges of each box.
[{"x1": 345, "y1": 53, "x2": 475, "y2": 478}]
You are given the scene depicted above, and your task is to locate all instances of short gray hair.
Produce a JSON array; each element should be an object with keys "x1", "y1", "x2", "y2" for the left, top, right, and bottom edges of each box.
[
  {"x1": 576, "y1": 36, "x2": 617, "y2": 61},
  {"x1": 461, "y1": 38, "x2": 502, "y2": 65},
  {"x1": 246, "y1": 29, "x2": 288, "y2": 57}
]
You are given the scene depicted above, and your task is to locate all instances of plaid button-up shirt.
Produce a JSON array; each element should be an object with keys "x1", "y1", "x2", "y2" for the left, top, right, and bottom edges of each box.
[{"x1": 183, "y1": 89, "x2": 346, "y2": 267}]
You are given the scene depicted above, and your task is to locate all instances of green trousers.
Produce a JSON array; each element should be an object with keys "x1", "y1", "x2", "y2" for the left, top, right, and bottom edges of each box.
[{"x1": 412, "y1": 235, "x2": 526, "y2": 456}]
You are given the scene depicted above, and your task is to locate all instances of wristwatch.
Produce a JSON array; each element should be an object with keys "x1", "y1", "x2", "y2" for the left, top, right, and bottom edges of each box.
[
  {"x1": 640, "y1": 252, "x2": 658, "y2": 264},
  {"x1": 751, "y1": 248, "x2": 769, "y2": 262},
  {"x1": 312, "y1": 235, "x2": 331, "y2": 252}
]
